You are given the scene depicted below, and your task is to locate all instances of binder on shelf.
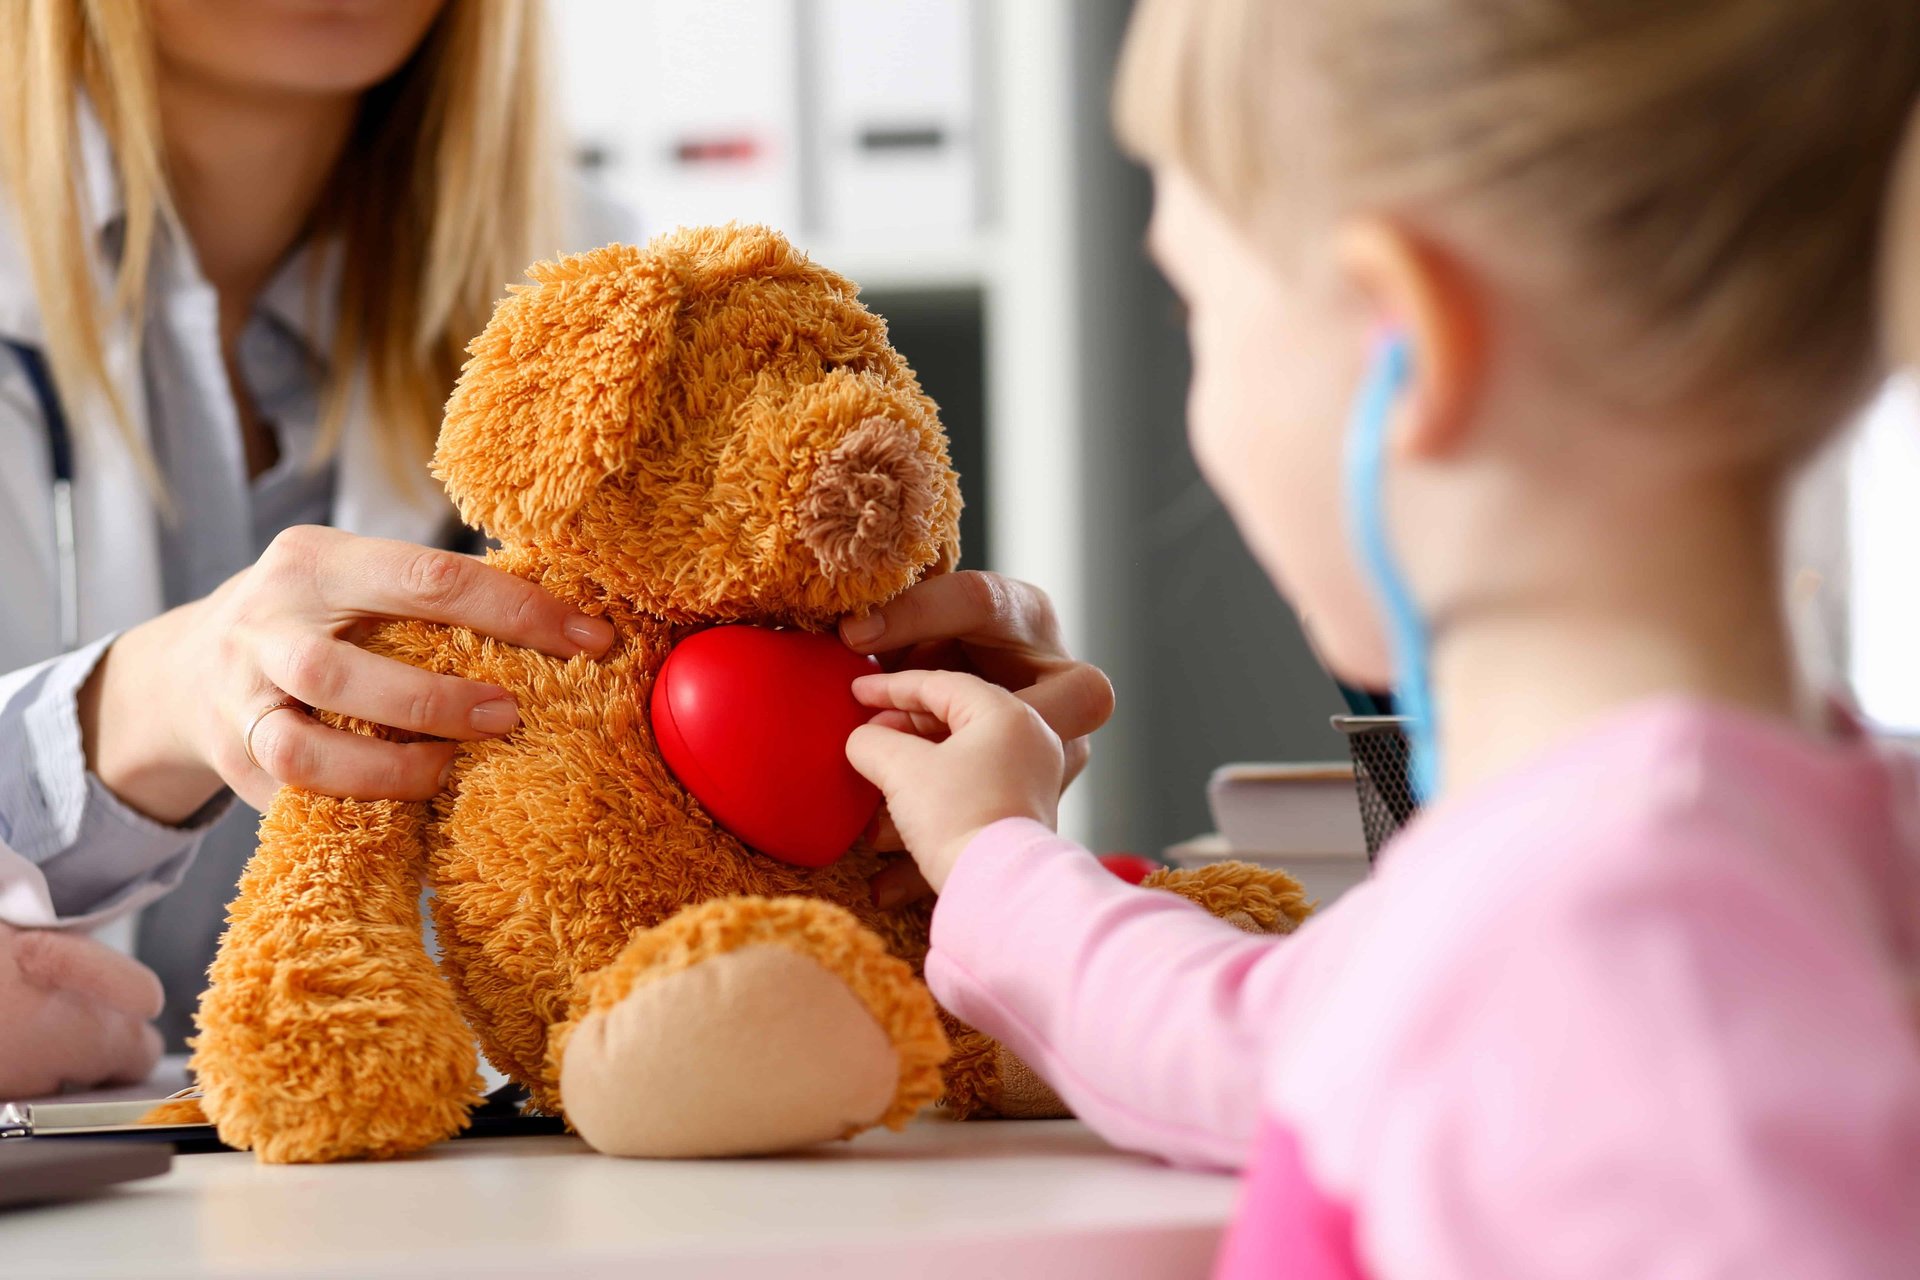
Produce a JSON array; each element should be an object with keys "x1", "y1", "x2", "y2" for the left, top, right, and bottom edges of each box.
[
  {"x1": 1206, "y1": 762, "x2": 1368, "y2": 857},
  {"x1": 557, "y1": 0, "x2": 805, "y2": 237},
  {"x1": 811, "y1": 0, "x2": 979, "y2": 239}
]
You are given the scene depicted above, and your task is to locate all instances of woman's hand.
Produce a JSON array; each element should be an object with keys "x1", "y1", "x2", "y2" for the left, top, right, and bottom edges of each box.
[
  {"x1": 839, "y1": 571, "x2": 1112, "y2": 904},
  {"x1": 82, "y1": 526, "x2": 615, "y2": 820},
  {"x1": 846, "y1": 670, "x2": 1065, "y2": 892},
  {"x1": 0, "y1": 923, "x2": 163, "y2": 1098}
]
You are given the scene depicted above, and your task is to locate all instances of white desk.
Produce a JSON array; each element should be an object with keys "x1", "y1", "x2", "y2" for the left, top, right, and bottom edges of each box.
[{"x1": 3, "y1": 1116, "x2": 1237, "y2": 1279}]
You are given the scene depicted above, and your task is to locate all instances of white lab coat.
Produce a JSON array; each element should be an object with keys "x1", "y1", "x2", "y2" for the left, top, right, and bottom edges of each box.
[{"x1": 0, "y1": 115, "x2": 512, "y2": 933}]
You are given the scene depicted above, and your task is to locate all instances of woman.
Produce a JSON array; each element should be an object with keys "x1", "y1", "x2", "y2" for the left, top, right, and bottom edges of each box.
[{"x1": 0, "y1": 0, "x2": 1111, "y2": 1098}]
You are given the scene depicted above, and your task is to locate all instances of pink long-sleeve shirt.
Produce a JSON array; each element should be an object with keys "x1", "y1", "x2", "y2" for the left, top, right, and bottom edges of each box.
[{"x1": 925, "y1": 699, "x2": 1920, "y2": 1278}]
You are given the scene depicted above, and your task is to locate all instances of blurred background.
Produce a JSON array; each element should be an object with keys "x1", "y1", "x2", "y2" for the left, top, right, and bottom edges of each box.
[{"x1": 550, "y1": 0, "x2": 1920, "y2": 855}]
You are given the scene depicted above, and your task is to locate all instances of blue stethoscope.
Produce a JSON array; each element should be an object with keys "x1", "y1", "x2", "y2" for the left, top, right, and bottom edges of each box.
[
  {"x1": 3, "y1": 338, "x2": 80, "y2": 653},
  {"x1": 1343, "y1": 330, "x2": 1439, "y2": 802}
]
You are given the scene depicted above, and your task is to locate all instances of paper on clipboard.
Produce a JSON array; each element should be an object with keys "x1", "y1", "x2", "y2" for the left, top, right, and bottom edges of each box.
[{"x1": 0, "y1": 1088, "x2": 209, "y2": 1143}]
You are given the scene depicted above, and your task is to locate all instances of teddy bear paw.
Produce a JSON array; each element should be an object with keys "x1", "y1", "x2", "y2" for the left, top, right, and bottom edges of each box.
[{"x1": 551, "y1": 896, "x2": 949, "y2": 1158}]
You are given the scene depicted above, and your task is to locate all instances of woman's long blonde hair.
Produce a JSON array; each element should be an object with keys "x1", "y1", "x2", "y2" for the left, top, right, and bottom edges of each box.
[
  {"x1": 0, "y1": 0, "x2": 560, "y2": 495},
  {"x1": 1116, "y1": 0, "x2": 1920, "y2": 455}
]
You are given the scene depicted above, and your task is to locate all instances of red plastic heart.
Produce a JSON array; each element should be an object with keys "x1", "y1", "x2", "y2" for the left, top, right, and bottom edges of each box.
[
  {"x1": 1097, "y1": 854, "x2": 1161, "y2": 885},
  {"x1": 651, "y1": 625, "x2": 883, "y2": 868}
]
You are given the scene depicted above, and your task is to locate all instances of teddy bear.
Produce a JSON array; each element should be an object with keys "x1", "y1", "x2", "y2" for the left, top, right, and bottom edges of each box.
[{"x1": 181, "y1": 224, "x2": 1314, "y2": 1163}]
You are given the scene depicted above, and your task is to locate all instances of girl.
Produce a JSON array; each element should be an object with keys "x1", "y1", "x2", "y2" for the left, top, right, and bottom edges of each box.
[{"x1": 848, "y1": 0, "x2": 1920, "y2": 1274}]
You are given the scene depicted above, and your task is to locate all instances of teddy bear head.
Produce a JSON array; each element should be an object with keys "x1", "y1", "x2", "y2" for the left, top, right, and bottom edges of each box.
[{"x1": 431, "y1": 225, "x2": 962, "y2": 626}]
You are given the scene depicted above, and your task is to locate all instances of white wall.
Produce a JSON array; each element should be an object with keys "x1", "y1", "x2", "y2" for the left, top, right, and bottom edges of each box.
[{"x1": 1849, "y1": 377, "x2": 1920, "y2": 731}]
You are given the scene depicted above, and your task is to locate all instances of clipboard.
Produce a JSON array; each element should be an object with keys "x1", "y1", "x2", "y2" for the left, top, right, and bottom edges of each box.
[
  {"x1": 0, "y1": 1084, "x2": 569, "y2": 1155},
  {"x1": 0, "y1": 1140, "x2": 172, "y2": 1209}
]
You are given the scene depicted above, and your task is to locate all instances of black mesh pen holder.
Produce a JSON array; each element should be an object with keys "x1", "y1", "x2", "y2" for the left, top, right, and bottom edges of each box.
[{"x1": 1331, "y1": 715, "x2": 1419, "y2": 861}]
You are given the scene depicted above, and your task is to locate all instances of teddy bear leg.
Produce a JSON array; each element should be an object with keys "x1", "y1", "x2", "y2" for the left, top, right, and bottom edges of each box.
[
  {"x1": 941, "y1": 859, "x2": 1316, "y2": 1120},
  {"x1": 550, "y1": 896, "x2": 948, "y2": 1158},
  {"x1": 190, "y1": 791, "x2": 480, "y2": 1163},
  {"x1": 938, "y1": 1017, "x2": 1072, "y2": 1120},
  {"x1": 1139, "y1": 860, "x2": 1317, "y2": 935}
]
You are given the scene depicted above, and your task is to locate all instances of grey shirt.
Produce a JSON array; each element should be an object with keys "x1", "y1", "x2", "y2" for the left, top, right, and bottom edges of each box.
[
  {"x1": 135, "y1": 262, "x2": 341, "y2": 1048},
  {"x1": 0, "y1": 230, "x2": 342, "y2": 1047}
]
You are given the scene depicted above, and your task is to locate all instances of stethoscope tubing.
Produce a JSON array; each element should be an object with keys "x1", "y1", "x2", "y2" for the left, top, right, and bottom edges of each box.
[
  {"x1": 1343, "y1": 331, "x2": 1438, "y2": 802},
  {"x1": 4, "y1": 338, "x2": 81, "y2": 653}
]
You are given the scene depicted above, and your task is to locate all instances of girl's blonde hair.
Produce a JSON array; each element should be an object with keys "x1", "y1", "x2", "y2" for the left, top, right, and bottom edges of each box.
[
  {"x1": 0, "y1": 0, "x2": 560, "y2": 494},
  {"x1": 1116, "y1": 0, "x2": 1920, "y2": 451}
]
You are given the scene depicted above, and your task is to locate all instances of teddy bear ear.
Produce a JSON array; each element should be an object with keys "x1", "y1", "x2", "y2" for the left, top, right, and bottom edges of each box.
[{"x1": 432, "y1": 244, "x2": 681, "y2": 544}]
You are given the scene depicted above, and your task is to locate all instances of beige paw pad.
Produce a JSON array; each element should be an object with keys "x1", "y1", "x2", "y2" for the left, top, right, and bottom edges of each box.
[{"x1": 561, "y1": 944, "x2": 900, "y2": 1158}]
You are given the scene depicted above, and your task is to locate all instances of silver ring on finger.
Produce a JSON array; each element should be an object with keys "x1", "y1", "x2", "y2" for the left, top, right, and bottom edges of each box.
[{"x1": 243, "y1": 696, "x2": 308, "y2": 772}]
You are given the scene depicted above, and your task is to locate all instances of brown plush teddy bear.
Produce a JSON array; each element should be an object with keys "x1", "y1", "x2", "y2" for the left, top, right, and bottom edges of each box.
[{"x1": 182, "y1": 225, "x2": 1313, "y2": 1163}]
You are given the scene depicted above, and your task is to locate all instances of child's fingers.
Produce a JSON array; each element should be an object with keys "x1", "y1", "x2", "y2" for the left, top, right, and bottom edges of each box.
[
  {"x1": 870, "y1": 708, "x2": 950, "y2": 739},
  {"x1": 852, "y1": 669, "x2": 1015, "y2": 728},
  {"x1": 846, "y1": 721, "x2": 938, "y2": 791}
]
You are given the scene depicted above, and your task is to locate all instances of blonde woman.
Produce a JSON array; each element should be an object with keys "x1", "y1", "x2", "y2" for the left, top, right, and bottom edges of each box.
[{"x1": 0, "y1": 1, "x2": 1110, "y2": 1097}]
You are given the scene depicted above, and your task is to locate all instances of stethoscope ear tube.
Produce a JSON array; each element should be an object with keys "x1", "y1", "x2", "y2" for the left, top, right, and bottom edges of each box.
[
  {"x1": 4, "y1": 339, "x2": 81, "y2": 652},
  {"x1": 1342, "y1": 331, "x2": 1438, "y2": 802}
]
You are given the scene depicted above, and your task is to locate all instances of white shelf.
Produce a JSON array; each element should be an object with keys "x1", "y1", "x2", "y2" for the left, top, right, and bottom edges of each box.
[{"x1": 795, "y1": 233, "x2": 996, "y2": 294}]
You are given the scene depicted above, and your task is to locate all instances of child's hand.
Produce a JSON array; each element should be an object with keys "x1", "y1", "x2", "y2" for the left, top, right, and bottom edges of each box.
[{"x1": 846, "y1": 670, "x2": 1066, "y2": 892}]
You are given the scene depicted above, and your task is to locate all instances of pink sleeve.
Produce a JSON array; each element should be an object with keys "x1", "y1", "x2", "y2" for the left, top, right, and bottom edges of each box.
[
  {"x1": 1354, "y1": 828, "x2": 1920, "y2": 1278},
  {"x1": 926, "y1": 817, "x2": 1308, "y2": 1170}
]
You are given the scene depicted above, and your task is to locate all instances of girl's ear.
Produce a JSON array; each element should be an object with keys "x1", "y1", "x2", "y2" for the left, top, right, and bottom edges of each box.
[
  {"x1": 432, "y1": 244, "x2": 683, "y2": 545},
  {"x1": 1337, "y1": 220, "x2": 1485, "y2": 461}
]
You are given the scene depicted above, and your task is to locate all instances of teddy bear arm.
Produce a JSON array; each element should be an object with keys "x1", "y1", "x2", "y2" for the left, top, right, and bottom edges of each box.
[{"x1": 190, "y1": 779, "x2": 481, "y2": 1163}]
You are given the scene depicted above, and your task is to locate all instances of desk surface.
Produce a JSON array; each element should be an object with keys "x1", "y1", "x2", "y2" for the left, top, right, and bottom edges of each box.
[{"x1": 2, "y1": 1117, "x2": 1237, "y2": 1279}]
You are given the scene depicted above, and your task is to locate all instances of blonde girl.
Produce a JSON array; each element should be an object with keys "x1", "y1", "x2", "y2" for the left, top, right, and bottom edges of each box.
[{"x1": 849, "y1": 1, "x2": 1920, "y2": 1275}]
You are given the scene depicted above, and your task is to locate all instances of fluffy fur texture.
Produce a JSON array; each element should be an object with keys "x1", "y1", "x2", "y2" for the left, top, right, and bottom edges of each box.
[
  {"x1": 188, "y1": 224, "x2": 1310, "y2": 1163},
  {"x1": 188, "y1": 789, "x2": 481, "y2": 1162},
  {"x1": 1142, "y1": 862, "x2": 1315, "y2": 934}
]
